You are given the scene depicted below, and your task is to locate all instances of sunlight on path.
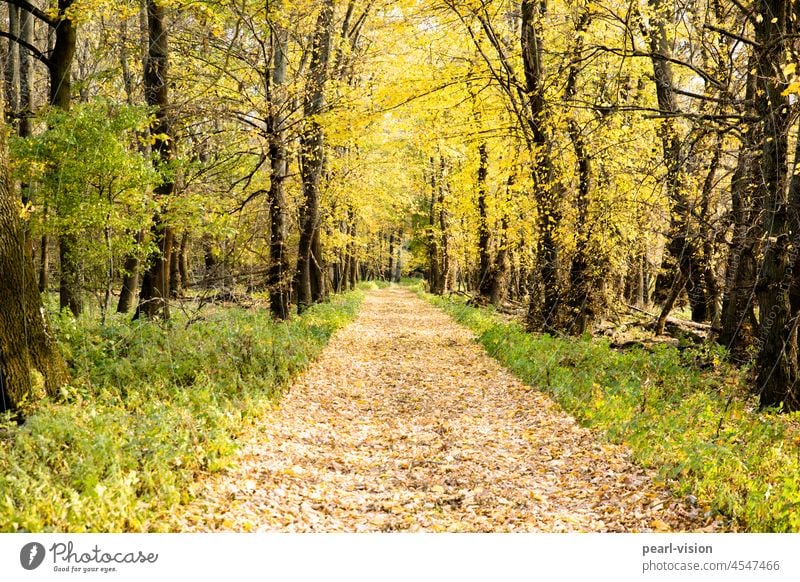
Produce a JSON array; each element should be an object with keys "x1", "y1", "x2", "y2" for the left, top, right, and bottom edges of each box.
[{"x1": 179, "y1": 288, "x2": 710, "y2": 532}]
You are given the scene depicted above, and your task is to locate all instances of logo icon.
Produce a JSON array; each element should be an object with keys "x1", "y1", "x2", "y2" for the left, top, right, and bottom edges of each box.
[{"x1": 20, "y1": 542, "x2": 46, "y2": 570}]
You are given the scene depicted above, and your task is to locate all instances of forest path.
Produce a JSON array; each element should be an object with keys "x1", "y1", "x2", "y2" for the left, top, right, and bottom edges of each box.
[{"x1": 179, "y1": 287, "x2": 709, "y2": 532}]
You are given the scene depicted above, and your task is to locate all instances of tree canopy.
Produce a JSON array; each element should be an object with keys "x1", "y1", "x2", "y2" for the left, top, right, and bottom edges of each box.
[{"x1": 2, "y1": 0, "x2": 800, "y2": 412}]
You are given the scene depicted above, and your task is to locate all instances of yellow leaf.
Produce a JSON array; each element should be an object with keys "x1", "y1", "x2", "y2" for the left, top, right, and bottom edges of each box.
[
  {"x1": 431, "y1": 485, "x2": 445, "y2": 493},
  {"x1": 651, "y1": 519, "x2": 671, "y2": 532}
]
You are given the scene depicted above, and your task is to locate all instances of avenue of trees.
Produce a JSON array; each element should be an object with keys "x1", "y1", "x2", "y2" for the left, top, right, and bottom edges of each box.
[{"x1": 2, "y1": 0, "x2": 800, "y2": 413}]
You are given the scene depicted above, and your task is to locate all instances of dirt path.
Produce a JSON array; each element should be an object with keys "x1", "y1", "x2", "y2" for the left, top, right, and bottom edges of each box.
[{"x1": 179, "y1": 287, "x2": 711, "y2": 532}]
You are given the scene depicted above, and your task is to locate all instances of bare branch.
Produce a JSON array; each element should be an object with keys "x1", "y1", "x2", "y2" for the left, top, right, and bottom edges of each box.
[{"x1": 0, "y1": 29, "x2": 49, "y2": 66}]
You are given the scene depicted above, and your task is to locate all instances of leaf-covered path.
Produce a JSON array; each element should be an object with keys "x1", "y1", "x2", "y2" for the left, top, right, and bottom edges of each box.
[{"x1": 180, "y1": 288, "x2": 711, "y2": 532}]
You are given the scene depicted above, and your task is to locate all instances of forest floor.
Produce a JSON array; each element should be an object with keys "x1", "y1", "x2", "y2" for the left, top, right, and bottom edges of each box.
[{"x1": 177, "y1": 287, "x2": 718, "y2": 532}]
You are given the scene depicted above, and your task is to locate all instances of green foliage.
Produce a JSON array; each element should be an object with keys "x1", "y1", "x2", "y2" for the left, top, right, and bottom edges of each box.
[
  {"x1": 424, "y1": 292, "x2": 800, "y2": 533},
  {"x1": 0, "y1": 292, "x2": 363, "y2": 532},
  {"x1": 10, "y1": 100, "x2": 157, "y2": 295}
]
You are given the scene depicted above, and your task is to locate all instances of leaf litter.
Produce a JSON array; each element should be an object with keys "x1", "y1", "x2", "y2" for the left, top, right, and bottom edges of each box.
[{"x1": 177, "y1": 288, "x2": 721, "y2": 532}]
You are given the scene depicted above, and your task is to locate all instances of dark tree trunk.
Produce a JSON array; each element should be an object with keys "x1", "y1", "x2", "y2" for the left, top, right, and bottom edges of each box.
[
  {"x1": 476, "y1": 142, "x2": 494, "y2": 302},
  {"x1": 521, "y1": 0, "x2": 559, "y2": 333},
  {"x1": 563, "y1": 10, "x2": 595, "y2": 335},
  {"x1": 646, "y1": 0, "x2": 696, "y2": 326},
  {"x1": 310, "y1": 226, "x2": 326, "y2": 301},
  {"x1": 348, "y1": 217, "x2": 358, "y2": 290},
  {"x1": 696, "y1": 137, "x2": 723, "y2": 324},
  {"x1": 117, "y1": 231, "x2": 143, "y2": 313},
  {"x1": 203, "y1": 233, "x2": 217, "y2": 280},
  {"x1": 438, "y1": 157, "x2": 451, "y2": 294},
  {"x1": 58, "y1": 234, "x2": 82, "y2": 315},
  {"x1": 49, "y1": 0, "x2": 81, "y2": 315},
  {"x1": 719, "y1": 65, "x2": 760, "y2": 357},
  {"x1": 38, "y1": 232, "x2": 48, "y2": 293},
  {"x1": 265, "y1": 1, "x2": 292, "y2": 319},
  {"x1": 0, "y1": 86, "x2": 69, "y2": 413},
  {"x1": 490, "y1": 212, "x2": 510, "y2": 306},
  {"x1": 169, "y1": 231, "x2": 186, "y2": 298},
  {"x1": 387, "y1": 230, "x2": 396, "y2": 282},
  {"x1": 296, "y1": 0, "x2": 334, "y2": 313},
  {"x1": 489, "y1": 175, "x2": 516, "y2": 306},
  {"x1": 427, "y1": 158, "x2": 442, "y2": 294},
  {"x1": 135, "y1": 0, "x2": 176, "y2": 320},
  {"x1": 349, "y1": 219, "x2": 359, "y2": 289},
  {"x1": 753, "y1": 0, "x2": 799, "y2": 411}
]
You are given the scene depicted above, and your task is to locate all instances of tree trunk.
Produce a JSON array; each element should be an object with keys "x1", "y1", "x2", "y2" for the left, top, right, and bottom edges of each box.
[
  {"x1": 264, "y1": 0, "x2": 292, "y2": 319},
  {"x1": 169, "y1": 231, "x2": 185, "y2": 298},
  {"x1": 348, "y1": 218, "x2": 358, "y2": 289},
  {"x1": 475, "y1": 142, "x2": 495, "y2": 302},
  {"x1": 696, "y1": 137, "x2": 723, "y2": 324},
  {"x1": 296, "y1": 0, "x2": 334, "y2": 313},
  {"x1": 521, "y1": 0, "x2": 559, "y2": 333},
  {"x1": 719, "y1": 65, "x2": 760, "y2": 358},
  {"x1": 437, "y1": 157, "x2": 451, "y2": 294},
  {"x1": 117, "y1": 230, "x2": 143, "y2": 313},
  {"x1": 563, "y1": 10, "x2": 595, "y2": 335},
  {"x1": 58, "y1": 234, "x2": 82, "y2": 316},
  {"x1": 49, "y1": 0, "x2": 80, "y2": 315},
  {"x1": 427, "y1": 157, "x2": 442, "y2": 294},
  {"x1": 752, "y1": 0, "x2": 799, "y2": 411},
  {"x1": 646, "y1": 0, "x2": 696, "y2": 323},
  {"x1": 135, "y1": 0, "x2": 176, "y2": 320},
  {"x1": 387, "y1": 230, "x2": 396, "y2": 282},
  {"x1": 38, "y1": 232, "x2": 48, "y2": 293},
  {"x1": 0, "y1": 85, "x2": 69, "y2": 413}
]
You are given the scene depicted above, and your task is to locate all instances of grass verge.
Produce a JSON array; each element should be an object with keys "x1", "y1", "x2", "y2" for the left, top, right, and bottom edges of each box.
[
  {"x1": 0, "y1": 291, "x2": 363, "y2": 532},
  {"x1": 423, "y1": 291, "x2": 800, "y2": 532}
]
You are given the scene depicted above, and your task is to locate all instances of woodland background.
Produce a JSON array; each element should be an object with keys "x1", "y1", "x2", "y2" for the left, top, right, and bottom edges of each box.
[{"x1": 0, "y1": 0, "x2": 800, "y2": 532}]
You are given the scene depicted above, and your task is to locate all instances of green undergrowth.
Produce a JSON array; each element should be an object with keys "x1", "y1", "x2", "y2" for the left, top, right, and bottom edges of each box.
[
  {"x1": 0, "y1": 291, "x2": 363, "y2": 532},
  {"x1": 425, "y1": 293, "x2": 800, "y2": 532}
]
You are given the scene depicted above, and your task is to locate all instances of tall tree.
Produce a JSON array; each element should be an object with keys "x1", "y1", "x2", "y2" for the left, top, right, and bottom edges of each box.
[
  {"x1": 135, "y1": 0, "x2": 177, "y2": 319},
  {"x1": 752, "y1": 0, "x2": 799, "y2": 411},
  {"x1": 296, "y1": 0, "x2": 335, "y2": 312},
  {"x1": 265, "y1": 0, "x2": 292, "y2": 319},
  {"x1": 520, "y1": 0, "x2": 560, "y2": 332}
]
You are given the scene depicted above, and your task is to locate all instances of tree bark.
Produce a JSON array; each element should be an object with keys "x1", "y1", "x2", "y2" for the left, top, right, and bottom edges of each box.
[
  {"x1": 0, "y1": 85, "x2": 68, "y2": 413},
  {"x1": 646, "y1": 0, "x2": 697, "y2": 323},
  {"x1": 476, "y1": 142, "x2": 494, "y2": 302},
  {"x1": 265, "y1": 1, "x2": 292, "y2": 319},
  {"x1": 427, "y1": 157, "x2": 442, "y2": 294},
  {"x1": 117, "y1": 230, "x2": 143, "y2": 313},
  {"x1": 521, "y1": 0, "x2": 559, "y2": 333},
  {"x1": 752, "y1": 0, "x2": 799, "y2": 411},
  {"x1": 296, "y1": 0, "x2": 334, "y2": 313},
  {"x1": 563, "y1": 10, "x2": 595, "y2": 335},
  {"x1": 135, "y1": 0, "x2": 176, "y2": 320},
  {"x1": 719, "y1": 65, "x2": 760, "y2": 357},
  {"x1": 48, "y1": 0, "x2": 81, "y2": 315},
  {"x1": 437, "y1": 157, "x2": 451, "y2": 294}
]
